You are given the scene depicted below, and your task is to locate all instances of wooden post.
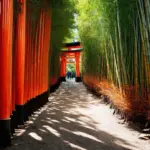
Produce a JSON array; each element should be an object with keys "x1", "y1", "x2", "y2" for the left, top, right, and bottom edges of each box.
[
  {"x1": 64, "y1": 56, "x2": 67, "y2": 77},
  {"x1": 15, "y1": 0, "x2": 26, "y2": 125},
  {"x1": 0, "y1": 0, "x2": 13, "y2": 146},
  {"x1": 60, "y1": 54, "x2": 66, "y2": 81},
  {"x1": 75, "y1": 52, "x2": 81, "y2": 82}
]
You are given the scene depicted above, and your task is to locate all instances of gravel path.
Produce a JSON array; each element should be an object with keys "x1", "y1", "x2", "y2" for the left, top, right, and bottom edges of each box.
[{"x1": 6, "y1": 80, "x2": 150, "y2": 150}]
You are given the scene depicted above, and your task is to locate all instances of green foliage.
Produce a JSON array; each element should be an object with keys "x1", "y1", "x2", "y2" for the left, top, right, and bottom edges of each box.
[
  {"x1": 66, "y1": 63, "x2": 75, "y2": 73},
  {"x1": 77, "y1": 0, "x2": 150, "y2": 90},
  {"x1": 64, "y1": 28, "x2": 79, "y2": 43},
  {"x1": 50, "y1": 0, "x2": 77, "y2": 77}
]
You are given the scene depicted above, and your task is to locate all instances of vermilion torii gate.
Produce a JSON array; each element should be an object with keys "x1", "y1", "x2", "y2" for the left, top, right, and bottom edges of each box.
[
  {"x1": 0, "y1": 1, "x2": 81, "y2": 147},
  {"x1": 60, "y1": 42, "x2": 82, "y2": 82},
  {"x1": 0, "y1": 0, "x2": 52, "y2": 146}
]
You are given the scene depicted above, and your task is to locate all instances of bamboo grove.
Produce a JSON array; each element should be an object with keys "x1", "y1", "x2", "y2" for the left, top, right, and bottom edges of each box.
[
  {"x1": 0, "y1": 0, "x2": 76, "y2": 146},
  {"x1": 77, "y1": 0, "x2": 150, "y2": 123}
]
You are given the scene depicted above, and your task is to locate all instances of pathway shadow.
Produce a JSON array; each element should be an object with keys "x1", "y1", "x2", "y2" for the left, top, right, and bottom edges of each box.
[{"x1": 6, "y1": 81, "x2": 139, "y2": 150}]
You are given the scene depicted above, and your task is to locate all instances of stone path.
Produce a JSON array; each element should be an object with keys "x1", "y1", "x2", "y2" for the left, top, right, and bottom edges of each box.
[{"x1": 6, "y1": 80, "x2": 150, "y2": 150}]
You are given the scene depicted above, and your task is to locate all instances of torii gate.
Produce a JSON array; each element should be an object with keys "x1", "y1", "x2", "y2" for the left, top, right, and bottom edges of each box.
[{"x1": 60, "y1": 42, "x2": 82, "y2": 82}]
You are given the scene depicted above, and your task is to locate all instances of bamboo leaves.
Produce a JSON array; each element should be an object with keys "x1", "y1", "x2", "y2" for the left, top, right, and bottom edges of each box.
[
  {"x1": 77, "y1": 0, "x2": 150, "y2": 90},
  {"x1": 50, "y1": 0, "x2": 76, "y2": 77}
]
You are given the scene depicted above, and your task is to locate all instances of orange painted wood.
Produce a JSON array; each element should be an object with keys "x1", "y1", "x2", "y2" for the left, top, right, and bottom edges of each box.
[
  {"x1": 0, "y1": 0, "x2": 13, "y2": 119},
  {"x1": 33, "y1": 20, "x2": 39, "y2": 98},
  {"x1": 39, "y1": 10, "x2": 44, "y2": 94},
  {"x1": 47, "y1": 9, "x2": 52, "y2": 90},
  {"x1": 37, "y1": 11, "x2": 43, "y2": 96},
  {"x1": 9, "y1": 0, "x2": 13, "y2": 113},
  {"x1": 61, "y1": 55, "x2": 66, "y2": 77},
  {"x1": 35, "y1": 14, "x2": 41, "y2": 97},
  {"x1": 15, "y1": 0, "x2": 26, "y2": 105},
  {"x1": 44, "y1": 10, "x2": 51, "y2": 92},
  {"x1": 42, "y1": 11, "x2": 46, "y2": 92},
  {"x1": 27, "y1": 15, "x2": 32, "y2": 101},
  {"x1": 75, "y1": 53, "x2": 80, "y2": 77},
  {"x1": 12, "y1": 51, "x2": 16, "y2": 111},
  {"x1": 25, "y1": 7, "x2": 30, "y2": 101},
  {"x1": 30, "y1": 18, "x2": 36, "y2": 99},
  {"x1": 24, "y1": 6, "x2": 30, "y2": 104}
]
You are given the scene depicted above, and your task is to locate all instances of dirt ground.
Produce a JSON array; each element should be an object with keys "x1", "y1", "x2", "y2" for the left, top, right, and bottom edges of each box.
[{"x1": 5, "y1": 80, "x2": 150, "y2": 150}]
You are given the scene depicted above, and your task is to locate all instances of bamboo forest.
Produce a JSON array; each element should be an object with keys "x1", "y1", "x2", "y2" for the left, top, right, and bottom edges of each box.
[{"x1": 1, "y1": 0, "x2": 150, "y2": 149}]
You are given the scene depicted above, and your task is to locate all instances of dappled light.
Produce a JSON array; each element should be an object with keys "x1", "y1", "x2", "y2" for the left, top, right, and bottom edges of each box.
[
  {"x1": 63, "y1": 140, "x2": 87, "y2": 150},
  {"x1": 43, "y1": 125, "x2": 61, "y2": 137},
  {"x1": 28, "y1": 132, "x2": 43, "y2": 141},
  {"x1": 15, "y1": 129, "x2": 26, "y2": 137},
  {"x1": 72, "y1": 131, "x2": 104, "y2": 143},
  {"x1": 39, "y1": 129, "x2": 47, "y2": 133},
  {"x1": 6, "y1": 81, "x2": 150, "y2": 150}
]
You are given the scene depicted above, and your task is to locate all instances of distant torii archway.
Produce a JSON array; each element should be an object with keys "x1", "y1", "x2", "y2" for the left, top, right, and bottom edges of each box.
[{"x1": 60, "y1": 42, "x2": 82, "y2": 82}]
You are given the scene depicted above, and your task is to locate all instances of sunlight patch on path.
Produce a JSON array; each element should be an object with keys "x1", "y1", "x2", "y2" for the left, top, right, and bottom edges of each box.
[
  {"x1": 43, "y1": 125, "x2": 61, "y2": 137},
  {"x1": 63, "y1": 140, "x2": 87, "y2": 150},
  {"x1": 72, "y1": 131, "x2": 104, "y2": 143},
  {"x1": 28, "y1": 132, "x2": 43, "y2": 141}
]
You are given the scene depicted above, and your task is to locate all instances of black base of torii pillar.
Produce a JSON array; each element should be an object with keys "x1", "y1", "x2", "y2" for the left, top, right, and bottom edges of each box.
[
  {"x1": 75, "y1": 77, "x2": 82, "y2": 82},
  {"x1": 60, "y1": 77, "x2": 66, "y2": 82}
]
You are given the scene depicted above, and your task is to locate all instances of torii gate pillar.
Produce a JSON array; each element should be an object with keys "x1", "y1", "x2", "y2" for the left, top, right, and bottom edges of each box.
[
  {"x1": 75, "y1": 52, "x2": 82, "y2": 82},
  {"x1": 60, "y1": 55, "x2": 66, "y2": 82},
  {"x1": 0, "y1": 0, "x2": 13, "y2": 146},
  {"x1": 15, "y1": 0, "x2": 26, "y2": 125}
]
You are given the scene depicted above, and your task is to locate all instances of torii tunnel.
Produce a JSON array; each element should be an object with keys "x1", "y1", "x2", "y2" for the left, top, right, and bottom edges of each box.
[
  {"x1": 0, "y1": 0, "x2": 59, "y2": 146},
  {"x1": 60, "y1": 42, "x2": 82, "y2": 82}
]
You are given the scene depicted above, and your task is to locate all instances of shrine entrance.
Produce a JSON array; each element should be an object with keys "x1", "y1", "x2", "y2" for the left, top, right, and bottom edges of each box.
[{"x1": 60, "y1": 42, "x2": 82, "y2": 82}]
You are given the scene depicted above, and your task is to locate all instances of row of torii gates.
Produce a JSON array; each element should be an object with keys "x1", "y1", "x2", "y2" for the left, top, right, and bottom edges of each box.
[
  {"x1": 0, "y1": 0, "x2": 82, "y2": 147},
  {"x1": 60, "y1": 42, "x2": 82, "y2": 82}
]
